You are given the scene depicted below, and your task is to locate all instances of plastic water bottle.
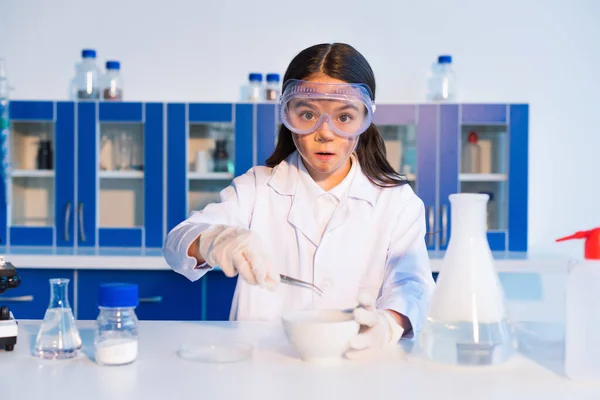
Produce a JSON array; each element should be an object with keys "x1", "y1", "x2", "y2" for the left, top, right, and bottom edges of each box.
[
  {"x1": 427, "y1": 55, "x2": 457, "y2": 102},
  {"x1": 102, "y1": 60, "x2": 123, "y2": 101},
  {"x1": 247, "y1": 73, "x2": 263, "y2": 102},
  {"x1": 94, "y1": 283, "x2": 139, "y2": 366},
  {"x1": 73, "y1": 49, "x2": 101, "y2": 100}
]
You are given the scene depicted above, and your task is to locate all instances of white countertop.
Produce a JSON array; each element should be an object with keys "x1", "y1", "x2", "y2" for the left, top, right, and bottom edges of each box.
[
  {"x1": 1, "y1": 319, "x2": 599, "y2": 400},
  {"x1": 0, "y1": 246, "x2": 573, "y2": 272}
]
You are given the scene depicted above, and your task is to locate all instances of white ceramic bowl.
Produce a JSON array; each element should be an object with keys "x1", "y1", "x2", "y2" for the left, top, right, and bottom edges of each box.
[{"x1": 282, "y1": 309, "x2": 360, "y2": 362}]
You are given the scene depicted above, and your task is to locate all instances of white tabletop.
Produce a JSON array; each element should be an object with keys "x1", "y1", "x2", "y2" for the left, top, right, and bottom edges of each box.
[{"x1": 2, "y1": 319, "x2": 599, "y2": 400}]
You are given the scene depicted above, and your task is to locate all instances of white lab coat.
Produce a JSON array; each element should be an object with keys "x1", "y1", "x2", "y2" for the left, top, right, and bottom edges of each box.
[{"x1": 163, "y1": 151, "x2": 435, "y2": 336}]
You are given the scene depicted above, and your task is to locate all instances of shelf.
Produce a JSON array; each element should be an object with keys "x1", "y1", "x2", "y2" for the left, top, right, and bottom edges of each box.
[
  {"x1": 99, "y1": 171, "x2": 144, "y2": 179},
  {"x1": 459, "y1": 173, "x2": 508, "y2": 182},
  {"x1": 11, "y1": 169, "x2": 55, "y2": 178},
  {"x1": 188, "y1": 172, "x2": 234, "y2": 180}
]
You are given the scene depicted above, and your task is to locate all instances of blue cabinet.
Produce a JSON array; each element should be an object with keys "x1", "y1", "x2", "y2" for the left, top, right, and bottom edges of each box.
[
  {"x1": 77, "y1": 102, "x2": 164, "y2": 248},
  {"x1": 2, "y1": 101, "x2": 75, "y2": 247},
  {"x1": 77, "y1": 269, "x2": 202, "y2": 321},
  {"x1": 166, "y1": 103, "x2": 277, "y2": 233},
  {"x1": 203, "y1": 271, "x2": 238, "y2": 321},
  {"x1": 367, "y1": 103, "x2": 528, "y2": 252},
  {"x1": 0, "y1": 269, "x2": 75, "y2": 319},
  {"x1": 437, "y1": 104, "x2": 528, "y2": 251},
  {"x1": 3, "y1": 101, "x2": 165, "y2": 248},
  {"x1": 3, "y1": 101, "x2": 527, "y2": 251}
]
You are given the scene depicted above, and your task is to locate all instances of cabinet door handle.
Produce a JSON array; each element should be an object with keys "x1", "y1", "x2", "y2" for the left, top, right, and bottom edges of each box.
[
  {"x1": 441, "y1": 204, "x2": 448, "y2": 247},
  {"x1": 427, "y1": 205, "x2": 435, "y2": 247},
  {"x1": 64, "y1": 202, "x2": 72, "y2": 242},
  {"x1": 139, "y1": 296, "x2": 163, "y2": 303},
  {"x1": 78, "y1": 202, "x2": 86, "y2": 242},
  {"x1": 0, "y1": 295, "x2": 34, "y2": 302}
]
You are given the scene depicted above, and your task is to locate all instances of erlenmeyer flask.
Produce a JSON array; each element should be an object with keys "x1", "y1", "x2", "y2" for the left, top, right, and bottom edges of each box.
[
  {"x1": 33, "y1": 278, "x2": 82, "y2": 359},
  {"x1": 419, "y1": 193, "x2": 516, "y2": 366}
]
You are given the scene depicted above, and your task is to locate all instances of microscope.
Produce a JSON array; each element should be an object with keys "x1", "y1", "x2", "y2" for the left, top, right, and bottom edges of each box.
[{"x1": 0, "y1": 256, "x2": 20, "y2": 351}]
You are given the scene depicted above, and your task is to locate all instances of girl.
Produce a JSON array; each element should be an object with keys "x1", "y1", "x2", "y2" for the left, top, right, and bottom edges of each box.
[{"x1": 164, "y1": 43, "x2": 435, "y2": 358}]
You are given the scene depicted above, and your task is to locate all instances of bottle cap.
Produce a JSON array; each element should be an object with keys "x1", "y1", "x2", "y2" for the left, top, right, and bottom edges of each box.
[
  {"x1": 106, "y1": 61, "x2": 120, "y2": 70},
  {"x1": 98, "y1": 283, "x2": 139, "y2": 308},
  {"x1": 266, "y1": 73, "x2": 280, "y2": 82},
  {"x1": 468, "y1": 131, "x2": 478, "y2": 143},
  {"x1": 438, "y1": 55, "x2": 452, "y2": 64},
  {"x1": 82, "y1": 49, "x2": 97, "y2": 59},
  {"x1": 556, "y1": 228, "x2": 600, "y2": 260},
  {"x1": 249, "y1": 73, "x2": 263, "y2": 82}
]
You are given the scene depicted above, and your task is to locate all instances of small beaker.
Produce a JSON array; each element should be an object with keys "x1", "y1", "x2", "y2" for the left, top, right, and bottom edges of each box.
[{"x1": 33, "y1": 278, "x2": 82, "y2": 359}]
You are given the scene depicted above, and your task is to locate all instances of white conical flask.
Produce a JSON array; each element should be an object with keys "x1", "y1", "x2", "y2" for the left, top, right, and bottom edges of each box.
[{"x1": 419, "y1": 193, "x2": 516, "y2": 366}]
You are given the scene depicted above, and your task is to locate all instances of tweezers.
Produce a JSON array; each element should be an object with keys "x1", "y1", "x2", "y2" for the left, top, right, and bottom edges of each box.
[{"x1": 279, "y1": 274, "x2": 324, "y2": 296}]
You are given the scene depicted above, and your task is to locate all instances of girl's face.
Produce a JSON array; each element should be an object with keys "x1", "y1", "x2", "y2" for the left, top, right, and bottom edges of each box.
[{"x1": 292, "y1": 74, "x2": 359, "y2": 190}]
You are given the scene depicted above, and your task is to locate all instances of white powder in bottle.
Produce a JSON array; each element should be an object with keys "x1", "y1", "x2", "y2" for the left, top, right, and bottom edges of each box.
[{"x1": 95, "y1": 339, "x2": 138, "y2": 365}]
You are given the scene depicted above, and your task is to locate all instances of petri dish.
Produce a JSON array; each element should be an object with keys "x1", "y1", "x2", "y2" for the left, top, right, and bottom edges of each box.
[{"x1": 177, "y1": 341, "x2": 253, "y2": 363}]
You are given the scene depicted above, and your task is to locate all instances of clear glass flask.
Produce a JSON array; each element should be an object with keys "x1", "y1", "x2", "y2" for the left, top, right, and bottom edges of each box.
[
  {"x1": 33, "y1": 278, "x2": 82, "y2": 359},
  {"x1": 419, "y1": 193, "x2": 516, "y2": 366}
]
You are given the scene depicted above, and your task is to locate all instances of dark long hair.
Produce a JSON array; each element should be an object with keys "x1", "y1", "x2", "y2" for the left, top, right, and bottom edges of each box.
[{"x1": 265, "y1": 43, "x2": 407, "y2": 188}]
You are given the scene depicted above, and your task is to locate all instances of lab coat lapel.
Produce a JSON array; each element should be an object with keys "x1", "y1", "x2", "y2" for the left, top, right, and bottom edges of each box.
[
  {"x1": 326, "y1": 201, "x2": 350, "y2": 233},
  {"x1": 287, "y1": 183, "x2": 322, "y2": 247},
  {"x1": 268, "y1": 152, "x2": 322, "y2": 247},
  {"x1": 327, "y1": 160, "x2": 380, "y2": 233}
]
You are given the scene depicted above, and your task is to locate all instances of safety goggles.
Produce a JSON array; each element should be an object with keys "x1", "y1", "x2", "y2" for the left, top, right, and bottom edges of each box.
[{"x1": 279, "y1": 79, "x2": 376, "y2": 138}]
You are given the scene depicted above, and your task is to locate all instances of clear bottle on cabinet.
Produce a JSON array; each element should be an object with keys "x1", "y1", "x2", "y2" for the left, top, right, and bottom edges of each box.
[
  {"x1": 265, "y1": 73, "x2": 280, "y2": 101},
  {"x1": 102, "y1": 60, "x2": 123, "y2": 101},
  {"x1": 427, "y1": 55, "x2": 457, "y2": 102},
  {"x1": 73, "y1": 49, "x2": 101, "y2": 100},
  {"x1": 247, "y1": 73, "x2": 263, "y2": 102}
]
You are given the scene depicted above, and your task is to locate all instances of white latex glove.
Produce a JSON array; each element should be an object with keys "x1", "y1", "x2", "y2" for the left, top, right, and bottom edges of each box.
[
  {"x1": 346, "y1": 292, "x2": 405, "y2": 359},
  {"x1": 199, "y1": 225, "x2": 280, "y2": 289}
]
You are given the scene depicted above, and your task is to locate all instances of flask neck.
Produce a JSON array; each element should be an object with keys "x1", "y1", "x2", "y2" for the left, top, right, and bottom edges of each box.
[
  {"x1": 48, "y1": 279, "x2": 71, "y2": 309},
  {"x1": 449, "y1": 195, "x2": 488, "y2": 238}
]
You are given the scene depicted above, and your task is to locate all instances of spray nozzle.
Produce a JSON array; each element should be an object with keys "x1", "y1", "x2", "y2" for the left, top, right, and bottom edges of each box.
[{"x1": 556, "y1": 228, "x2": 600, "y2": 260}]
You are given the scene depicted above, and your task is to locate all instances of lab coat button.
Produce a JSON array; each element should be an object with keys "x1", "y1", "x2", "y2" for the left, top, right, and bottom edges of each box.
[{"x1": 321, "y1": 279, "x2": 333, "y2": 291}]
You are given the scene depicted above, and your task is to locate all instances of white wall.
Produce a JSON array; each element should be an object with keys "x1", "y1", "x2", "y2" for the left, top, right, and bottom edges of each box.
[{"x1": 1, "y1": 0, "x2": 599, "y2": 258}]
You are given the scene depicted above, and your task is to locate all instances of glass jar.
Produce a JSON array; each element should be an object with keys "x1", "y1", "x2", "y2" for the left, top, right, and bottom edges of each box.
[
  {"x1": 247, "y1": 73, "x2": 263, "y2": 102},
  {"x1": 265, "y1": 73, "x2": 280, "y2": 101},
  {"x1": 102, "y1": 60, "x2": 123, "y2": 101},
  {"x1": 94, "y1": 283, "x2": 139, "y2": 366}
]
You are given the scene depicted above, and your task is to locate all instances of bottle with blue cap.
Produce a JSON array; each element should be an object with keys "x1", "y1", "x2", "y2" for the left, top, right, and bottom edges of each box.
[
  {"x1": 73, "y1": 49, "x2": 101, "y2": 100},
  {"x1": 102, "y1": 60, "x2": 123, "y2": 101},
  {"x1": 265, "y1": 73, "x2": 280, "y2": 102},
  {"x1": 247, "y1": 72, "x2": 263, "y2": 102},
  {"x1": 94, "y1": 283, "x2": 139, "y2": 365},
  {"x1": 427, "y1": 54, "x2": 457, "y2": 102}
]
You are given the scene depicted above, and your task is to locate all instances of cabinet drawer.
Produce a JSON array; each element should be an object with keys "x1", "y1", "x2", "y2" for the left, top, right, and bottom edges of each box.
[
  {"x1": 204, "y1": 271, "x2": 237, "y2": 321},
  {"x1": 77, "y1": 270, "x2": 202, "y2": 321},
  {"x1": 0, "y1": 269, "x2": 75, "y2": 319}
]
